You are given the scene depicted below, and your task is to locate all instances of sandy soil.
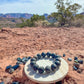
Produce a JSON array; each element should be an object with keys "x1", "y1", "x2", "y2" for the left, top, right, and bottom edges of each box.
[{"x1": 0, "y1": 27, "x2": 84, "y2": 84}]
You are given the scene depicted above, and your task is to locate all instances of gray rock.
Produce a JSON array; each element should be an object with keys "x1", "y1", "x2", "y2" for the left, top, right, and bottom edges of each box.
[
  {"x1": 74, "y1": 60, "x2": 79, "y2": 63},
  {"x1": 8, "y1": 68, "x2": 14, "y2": 74},
  {"x1": 77, "y1": 68, "x2": 83, "y2": 73},
  {"x1": 12, "y1": 82, "x2": 19, "y2": 84},
  {"x1": 78, "y1": 60, "x2": 83, "y2": 64},
  {"x1": 63, "y1": 54, "x2": 66, "y2": 57},
  {"x1": 68, "y1": 58, "x2": 72, "y2": 61},
  {"x1": 73, "y1": 66, "x2": 78, "y2": 70},
  {"x1": 0, "y1": 82, "x2": 4, "y2": 84},
  {"x1": 74, "y1": 57, "x2": 78, "y2": 60},
  {"x1": 73, "y1": 63, "x2": 80, "y2": 68}
]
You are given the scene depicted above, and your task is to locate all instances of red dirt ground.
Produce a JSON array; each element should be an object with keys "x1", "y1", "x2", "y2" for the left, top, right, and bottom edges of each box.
[{"x1": 0, "y1": 27, "x2": 84, "y2": 84}]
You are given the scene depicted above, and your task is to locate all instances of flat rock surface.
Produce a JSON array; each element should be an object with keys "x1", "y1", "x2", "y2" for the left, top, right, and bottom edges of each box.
[
  {"x1": 0, "y1": 27, "x2": 84, "y2": 84},
  {"x1": 24, "y1": 58, "x2": 68, "y2": 83}
]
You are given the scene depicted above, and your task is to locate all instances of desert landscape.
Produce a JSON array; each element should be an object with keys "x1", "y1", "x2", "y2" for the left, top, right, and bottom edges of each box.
[
  {"x1": 0, "y1": 0, "x2": 84, "y2": 84},
  {"x1": 0, "y1": 27, "x2": 84, "y2": 84}
]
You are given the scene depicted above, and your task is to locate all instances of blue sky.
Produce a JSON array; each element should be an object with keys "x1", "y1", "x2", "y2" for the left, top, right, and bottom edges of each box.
[{"x1": 0, "y1": 0, "x2": 84, "y2": 15}]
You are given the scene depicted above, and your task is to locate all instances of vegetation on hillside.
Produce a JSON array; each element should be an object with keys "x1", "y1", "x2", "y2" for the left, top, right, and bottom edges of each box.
[
  {"x1": 17, "y1": 14, "x2": 45, "y2": 27},
  {"x1": 48, "y1": 0, "x2": 83, "y2": 27},
  {"x1": 0, "y1": 0, "x2": 84, "y2": 28},
  {"x1": 0, "y1": 17, "x2": 23, "y2": 28},
  {"x1": 17, "y1": 0, "x2": 84, "y2": 28}
]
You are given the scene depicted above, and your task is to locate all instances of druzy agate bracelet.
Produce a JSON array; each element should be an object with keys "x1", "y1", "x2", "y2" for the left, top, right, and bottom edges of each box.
[{"x1": 30, "y1": 52, "x2": 61, "y2": 74}]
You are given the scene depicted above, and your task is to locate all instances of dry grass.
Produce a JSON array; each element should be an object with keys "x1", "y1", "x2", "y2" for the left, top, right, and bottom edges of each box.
[{"x1": 71, "y1": 18, "x2": 84, "y2": 27}]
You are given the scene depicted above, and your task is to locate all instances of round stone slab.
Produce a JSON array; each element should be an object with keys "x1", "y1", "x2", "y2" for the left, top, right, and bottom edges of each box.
[{"x1": 24, "y1": 58, "x2": 69, "y2": 84}]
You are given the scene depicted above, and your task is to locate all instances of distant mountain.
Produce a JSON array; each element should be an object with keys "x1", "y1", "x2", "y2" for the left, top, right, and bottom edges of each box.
[
  {"x1": 0, "y1": 13, "x2": 49, "y2": 19},
  {"x1": 0, "y1": 14, "x2": 3, "y2": 17},
  {"x1": 43, "y1": 13, "x2": 49, "y2": 18},
  {"x1": 80, "y1": 12, "x2": 84, "y2": 15},
  {"x1": 0, "y1": 13, "x2": 33, "y2": 19}
]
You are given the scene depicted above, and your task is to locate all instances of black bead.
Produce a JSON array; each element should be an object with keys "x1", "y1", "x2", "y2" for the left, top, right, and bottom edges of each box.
[
  {"x1": 34, "y1": 55, "x2": 38, "y2": 60},
  {"x1": 63, "y1": 54, "x2": 66, "y2": 57},
  {"x1": 78, "y1": 60, "x2": 83, "y2": 64},
  {"x1": 55, "y1": 61, "x2": 61, "y2": 66},
  {"x1": 46, "y1": 52, "x2": 51, "y2": 58},
  {"x1": 51, "y1": 53, "x2": 56, "y2": 58},
  {"x1": 33, "y1": 64, "x2": 39, "y2": 71},
  {"x1": 41, "y1": 52, "x2": 46, "y2": 58},
  {"x1": 38, "y1": 67, "x2": 44, "y2": 74},
  {"x1": 45, "y1": 66, "x2": 51, "y2": 73},
  {"x1": 30, "y1": 61, "x2": 36, "y2": 67},
  {"x1": 31, "y1": 58, "x2": 37, "y2": 62},
  {"x1": 54, "y1": 55, "x2": 60, "y2": 59},
  {"x1": 51, "y1": 64, "x2": 57, "y2": 71},
  {"x1": 55, "y1": 58, "x2": 61, "y2": 62},
  {"x1": 74, "y1": 57, "x2": 78, "y2": 60},
  {"x1": 37, "y1": 54, "x2": 41, "y2": 59}
]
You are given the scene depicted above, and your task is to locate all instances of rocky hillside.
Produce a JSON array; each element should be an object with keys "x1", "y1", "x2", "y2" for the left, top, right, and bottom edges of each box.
[
  {"x1": 0, "y1": 13, "x2": 33, "y2": 19},
  {"x1": 0, "y1": 13, "x2": 49, "y2": 19}
]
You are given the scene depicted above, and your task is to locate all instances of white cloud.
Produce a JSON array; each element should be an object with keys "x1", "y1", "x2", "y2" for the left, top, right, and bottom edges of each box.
[{"x1": 0, "y1": 0, "x2": 84, "y2": 14}]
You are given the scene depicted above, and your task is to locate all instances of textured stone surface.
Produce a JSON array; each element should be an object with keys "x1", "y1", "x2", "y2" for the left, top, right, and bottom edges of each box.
[{"x1": 24, "y1": 58, "x2": 68, "y2": 83}]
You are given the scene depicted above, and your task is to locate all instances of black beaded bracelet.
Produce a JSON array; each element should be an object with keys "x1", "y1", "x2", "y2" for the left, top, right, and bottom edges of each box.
[{"x1": 30, "y1": 52, "x2": 61, "y2": 74}]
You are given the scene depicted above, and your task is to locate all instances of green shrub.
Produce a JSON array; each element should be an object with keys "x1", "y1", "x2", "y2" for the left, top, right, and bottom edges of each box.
[
  {"x1": 17, "y1": 14, "x2": 45, "y2": 28},
  {"x1": 0, "y1": 27, "x2": 2, "y2": 30},
  {"x1": 63, "y1": 24, "x2": 70, "y2": 27},
  {"x1": 16, "y1": 23, "x2": 26, "y2": 28},
  {"x1": 42, "y1": 20, "x2": 51, "y2": 27}
]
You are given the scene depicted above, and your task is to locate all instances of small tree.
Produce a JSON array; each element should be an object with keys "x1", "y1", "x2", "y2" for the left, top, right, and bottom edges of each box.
[
  {"x1": 31, "y1": 14, "x2": 45, "y2": 22},
  {"x1": 50, "y1": 0, "x2": 82, "y2": 26},
  {"x1": 17, "y1": 14, "x2": 45, "y2": 27}
]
